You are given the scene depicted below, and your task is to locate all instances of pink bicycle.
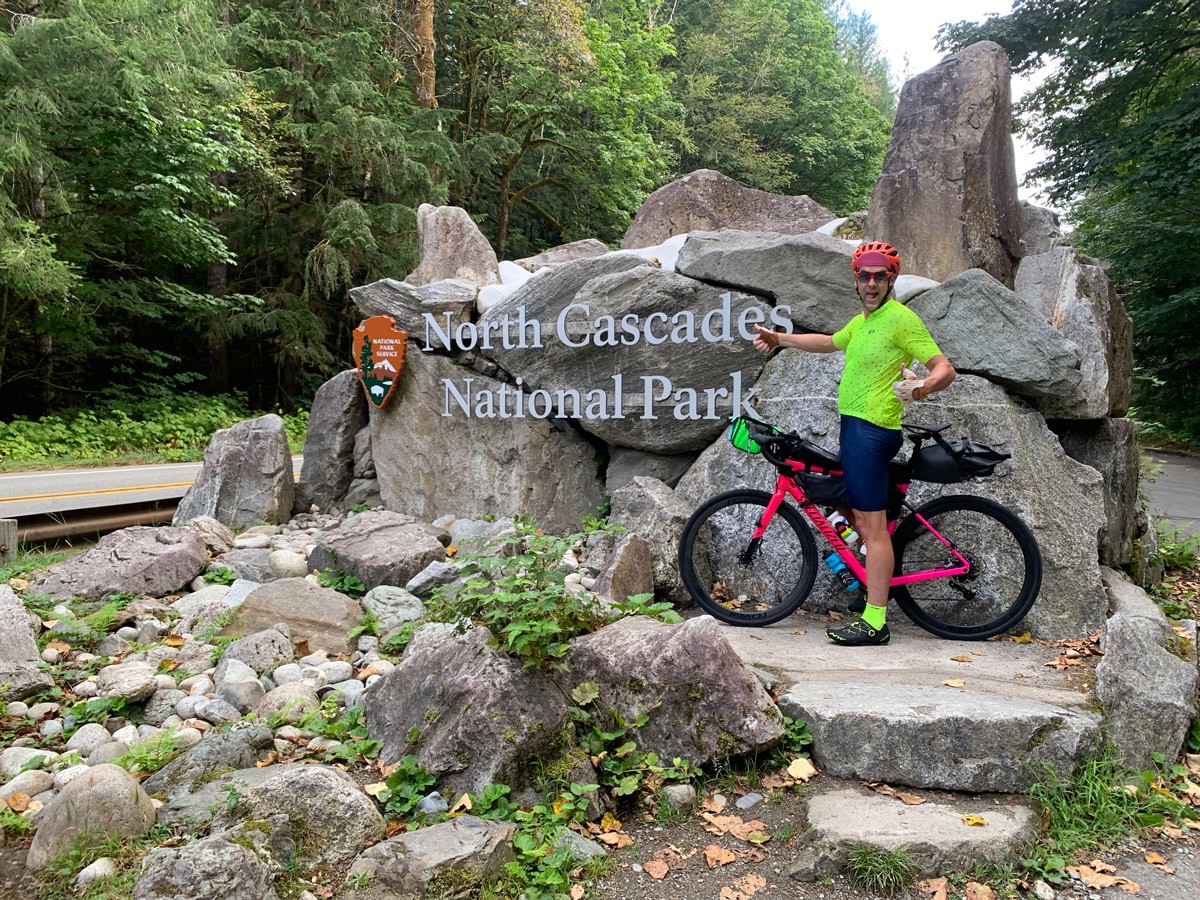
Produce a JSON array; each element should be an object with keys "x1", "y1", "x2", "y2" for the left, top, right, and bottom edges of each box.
[{"x1": 677, "y1": 417, "x2": 1042, "y2": 640}]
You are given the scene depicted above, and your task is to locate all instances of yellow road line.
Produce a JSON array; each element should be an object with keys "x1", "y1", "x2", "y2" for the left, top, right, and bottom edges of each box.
[{"x1": 0, "y1": 482, "x2": 194, "y2": 503}]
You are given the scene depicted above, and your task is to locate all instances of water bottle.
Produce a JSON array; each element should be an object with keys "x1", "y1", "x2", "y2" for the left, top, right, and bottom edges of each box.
[
  {"x1": 822, "y1": 552, "x2": 862, "y2": 593},
  {"x1": 828, "y1": 512, "x2": 859, "y2": 549}
]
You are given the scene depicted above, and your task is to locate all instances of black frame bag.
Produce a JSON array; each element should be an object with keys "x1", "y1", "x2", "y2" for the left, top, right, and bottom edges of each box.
[{"x1": 910, "y1": 436, "x2": 1010, "y2": 484}]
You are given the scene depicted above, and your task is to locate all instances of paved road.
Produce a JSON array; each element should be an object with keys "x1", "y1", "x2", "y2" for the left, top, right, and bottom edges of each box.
[
  {"x1": 0, "y1": 457, "x2": 303, "y2": 519},
  {"x1": 1146, "y1": 451, "x2": 1200, "y2": 534}
]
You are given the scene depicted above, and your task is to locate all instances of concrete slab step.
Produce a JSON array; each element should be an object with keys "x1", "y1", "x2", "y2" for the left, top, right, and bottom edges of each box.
[
  {"x1": 710, "y1": 613, "x2": 1101, "y2": 793},
  {"x1": 789, "y1": 787, "x2": 1040, "y2": 880}
]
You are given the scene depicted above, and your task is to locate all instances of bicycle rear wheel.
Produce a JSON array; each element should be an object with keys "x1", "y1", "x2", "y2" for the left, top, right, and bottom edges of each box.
[
  {"x1": 678, "y1": 489, "x2": 818, "y2": 626},
  {"x1": 892, "y1": 494, "x2": 1042, "y2": 640}
]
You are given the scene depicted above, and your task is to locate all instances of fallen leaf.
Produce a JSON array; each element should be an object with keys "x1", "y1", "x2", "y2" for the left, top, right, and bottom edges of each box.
[
  {"x1": 1011, "y1": 632, "x2": 1032, "y2": 643},
  {"x1": 448, "y1": 793, "x2": 472, "y2": 814},
  {"x1": 950, "y1": 655, "x2": 974, "y2": 663},
  {"x1": 164, "y1": 635, "x2": 185, "y2": 647},
  {"x1": 1144, "y1": 852, "x2": 1167, "y2": 865},
  {"x1": 1186, "y1": 753, "x2": 1200, "y2": 775},
  {"x1": 6, "y1": 793, "x2": 29, "y2": 812},
  {"x1": 701, "y1": 813, "x2": 743, "y2": 836},
  {"x1": 730, "y1": 821, "x2": 771, "y2": 844},
  {"x1": 917, "y1": 876, "x2": 949, "y2": 900},
  {"x1": 46, "y1": 639, "x2": 72, "y2": 654},
  {"x1": 644, "y1": 859, "x2": 670, "y2": 880},
  {"x1": 718, "y1": 889, "x2": 748, "y2": 900},
  {"x1": 828, "y1": 611, "x2": 845, "y2": 621},
  {"x1": 961, "y1": 815, "x2": 988, "y2": 827},
  {"x1": 1091, "y1": 860, "x2": 1117, "y2": 874},
  {"x1": 9, "y1": 577, "x2": 29, "y2": 590},
  {"x1": 735, "y1": 873, "x2": 768, "y2": 895},
  {"x1": 569, "y1": 885, "x2": 585, "y2": 900},
  {"x1": 292, "y1": 639, "x2": 310, "y2": 657},
  {"x1": 965, "y1": 882, "x2": 996, "y2": 900},
  {"x1": 446, "y1": 545, "x2": 458, "y2": 558},
  {"x1": 897, "y1": 790, "x2": 926, "y2": 805},
  {"x1": 385, "y1": 820, "x2": 406, "y2": 838},
  {"x1": 702, "y1": 795, "x2": 727, "y2": 813},
  {"x1": 600, "y1": 812, "x2": 622, "y2": 833},
  {"x1": 254, "y1": 751, "x2": 277, "y2": 766},
  {"x1": 704, "y1": 845, "x2": 737, "y2": 868},
  {"x1": 596, "y1": 832, "x2": 633, "y2": 848},
  {"x1": 789, "y1": 629, "x2": 807, "y2": 635},
  {"x1": 652, "y1": 847, "x2": 689, "y2": 870},
  {"x1": 971, "y1": 649, "x2": 988, "y2": 656},
  {"x1": 942, "y1": 679, "x2": 966, "y2": 688},
  {"x1": 740, "y1": 848, "x2": 766, "y2": 862},
  {"x1": 760, "y1": 772, "x2": 794, "y2": 790},
  {"x1": 158, "y1": 659, "x2": 180, "y2": 673},
  {"x1": 787, "y1": 757, "x2": 818, "y2": 782}
]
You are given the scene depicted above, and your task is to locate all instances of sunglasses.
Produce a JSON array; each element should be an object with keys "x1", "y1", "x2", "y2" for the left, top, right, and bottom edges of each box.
[{"x1": 855, "y1": 270, "x2": 891, "y2": 284}]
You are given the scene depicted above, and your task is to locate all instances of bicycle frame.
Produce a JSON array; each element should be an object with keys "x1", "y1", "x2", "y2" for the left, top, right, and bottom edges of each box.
[{"x1": 754, "y1": 471, "x2": 971, "y2": 588}]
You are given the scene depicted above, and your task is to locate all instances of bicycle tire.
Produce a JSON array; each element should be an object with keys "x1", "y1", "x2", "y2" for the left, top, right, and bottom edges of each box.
[
  {"x1": 678, "y1": 489, "x2": 818, "y2": 626},
  {"x1": 891, "y1": 494, "x2": 1042, "y2": 640}
]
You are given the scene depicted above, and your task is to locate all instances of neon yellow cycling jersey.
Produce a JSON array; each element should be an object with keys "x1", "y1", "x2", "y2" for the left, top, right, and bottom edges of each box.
[{"x1": 831, "y1": 299, "x2": 942, "y2": 430}]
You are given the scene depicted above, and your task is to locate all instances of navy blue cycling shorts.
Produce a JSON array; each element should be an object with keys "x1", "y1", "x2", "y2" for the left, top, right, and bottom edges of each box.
[{"x1": 839, "y1": 415, "x2": 902, "y2": 512}]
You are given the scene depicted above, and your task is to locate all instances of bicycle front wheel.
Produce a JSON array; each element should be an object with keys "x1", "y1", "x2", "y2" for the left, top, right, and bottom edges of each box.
[
  {"x1": 678, "y1": 489, "x2": 818, "y2": 626},
  {"x1": 892, "y1": 494, "x2": 1042, "y2": 640}
]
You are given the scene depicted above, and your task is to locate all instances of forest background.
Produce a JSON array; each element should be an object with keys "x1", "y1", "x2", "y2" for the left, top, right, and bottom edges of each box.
[{"x1": 0, "y1": 0, "x2": 1196, "y2": 454}]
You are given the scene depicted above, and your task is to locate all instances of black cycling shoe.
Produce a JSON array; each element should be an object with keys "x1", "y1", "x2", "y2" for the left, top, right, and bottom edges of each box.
[
  {"x1": 826, "y1": 617, "x2": 890, "y2": 646},
  {"x1": 846, "y1": 594, "x2": 867, "y2": 615}
]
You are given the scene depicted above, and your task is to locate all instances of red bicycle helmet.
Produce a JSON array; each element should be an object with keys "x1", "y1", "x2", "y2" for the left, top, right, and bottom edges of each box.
[{"x1": 852, "y1": 240, "x2": 901, "y2": 276}]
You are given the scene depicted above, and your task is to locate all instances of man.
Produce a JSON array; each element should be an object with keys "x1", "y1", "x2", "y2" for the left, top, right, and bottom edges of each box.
[{"x1": 752, "y1": 241, "x2": 956, "y2": 646}]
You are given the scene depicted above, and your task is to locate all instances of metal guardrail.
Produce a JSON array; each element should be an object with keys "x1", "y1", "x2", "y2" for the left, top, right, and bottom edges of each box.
[{"x1": 15, "y1": 500, "x2": 179, "y2": 547}]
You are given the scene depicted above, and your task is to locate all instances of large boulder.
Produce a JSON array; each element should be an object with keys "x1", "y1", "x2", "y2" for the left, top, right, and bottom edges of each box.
[
  {"x1": 558, "y1": 616, "x2": 785, "y2": 766},
  {"x1": 908, "y1": 269, "x2": 1083, "y2": 409},
  {"x1": 307, "y1": 510, "x2": 448, "y2": 591},
  {"x1": 605, "y1": 447, "x2": 696, "y2": 495},
  {"x1": 173, "y1": 414, "x2": 295, "y2": 530},
  {"x1": 867, "y1": 42, "x2": 1022, "y2": 288},
  {"x1": 1052, "y1": 418, "x2": 1140, "y2": 567},
  {"x1": 29, "y1": 526, "x2": 208, "y2": 602},
  {"x1": 220, "y1": 765, "x2": 385, "y2": 871},
  {"x1": 222, "y1": 579, "x2": 362, "y2": 654},
  {"x1": 676, "y1": 351, "x2": 1108, "y2": 638},
  {"x1": 134, "y1": 833, "x2": 279, "y2": 900},
  {"x1": 674, "y1": 230, "x2": 861, "y2": 335},
  {"x1": 484, "y1": 264, "x2": 771, "y2": 454},
  {"x1": 26, "y1": 765, "x2": 156, "y2": 870},
  {"x1": 350, "y1": 277, "x2": 476, "y2": 343},
  {"x1": 405, "y1": 203, "x2": 500, "y2": 287},
  {"x1": 364, "y1": 623, "x2": 582, "y2": 803},
  {"x1": 350, "y1": 816, "x2": 517, "y2": 896},
  {"x1": 294, "y1": 370, "x2": 367, "y2": 513},
  {"x1": 0, "y1": 585, "x2": 53, "y2": 701},
  {"x1": 621, "y1": 169, "x2": 834, "y2": 249},
  {"x1": 1014, "y1": 246, "x2": 1134, "y2": 418},
  {"x1": 1095, "y1": 570, "x2": 1198, "y2": 769},
  {"x1": 142, "y1": 726, "x2": 275, "y2": 797},
  {"x1": 516, "y1": 238, "x2": 610, "y2": 270},
  {"x1": 370, "y1": 349, "x2": 605, "y2": 535},
  {"x1": 1019, "y1": 201, "x2": 1066, "y2": 257}
]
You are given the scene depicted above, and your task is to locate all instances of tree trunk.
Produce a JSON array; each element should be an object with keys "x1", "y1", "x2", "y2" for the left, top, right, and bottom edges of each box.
[{"x1": 410, "y1": 0, "x2": 437, "y2": 109}]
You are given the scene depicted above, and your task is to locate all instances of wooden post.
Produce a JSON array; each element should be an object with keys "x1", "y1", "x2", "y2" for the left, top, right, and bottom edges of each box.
[{"x1": 0, "y1": 519, "x2": 16, "y2": 566}]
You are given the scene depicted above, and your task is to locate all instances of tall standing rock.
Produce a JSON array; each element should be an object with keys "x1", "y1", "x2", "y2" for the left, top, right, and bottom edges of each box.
[
  {"x1": 405, "y1": 204, "x2": 500, "y2": 287},
  {"x1": 173, "y1": 414, "x2": 294, "y2": 530},
  {"x1": 0, "y1": 585, "x2": 53, "y2": 701},
  {"x1": 867, "y1": 42, "x2": 1022, "y2": 288},
  {"x1": 294, "y1": 370, "x2": 367, "y2": 513}
]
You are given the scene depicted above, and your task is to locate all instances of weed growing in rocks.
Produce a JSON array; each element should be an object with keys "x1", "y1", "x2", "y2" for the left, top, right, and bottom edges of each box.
[
  {"x1": 845, "y1": 843, "x2": 916, "y2": 895},
  {"x1": 203, "y1": 565, "x2": 239, "y2": 586},
  {"x1": 316, "y1": 568, "x2": 366, "y2": 598},
  {"x1": 37, "y1": 825, "x2": 174, "y2": 900},
  {"x1": 375, "y1": 755, "x2": 437, "y2": 819},
  {"x1": 110, "y1": 728, "x2": 185, "y2": 775}
]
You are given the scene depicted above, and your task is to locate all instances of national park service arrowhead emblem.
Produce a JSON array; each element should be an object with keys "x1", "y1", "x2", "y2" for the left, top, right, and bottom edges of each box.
[{"x1": 353, "y1": 315, "x2": 407, "y2": 409}]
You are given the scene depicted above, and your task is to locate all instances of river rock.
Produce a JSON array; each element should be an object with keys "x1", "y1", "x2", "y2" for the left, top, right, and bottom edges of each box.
[
  {"x1": 560, "y1": 616, "x2": 784, "y2": 766},
  {"x1": 173, "y1": 414, "x2": 295, "y2": 530},
  {"x1": 622, "y1": 169, "x2": 833, "y2": 249},
  {"x1": 365, "y1": 623, "x2": 582, "y2": 802},
  {"x1": 0, "y1": 586, "x2": 53, "y2": 701},
  {"x1": 610, "y1": 476, "x2": 695, "y2": 605},
  {"x1": 405, "y1": 203, "x2": 500, "y2": 287},
  {"x1": 96, "y1": 663, "x2": 158, "y2": 703},
  {"x1": 142, "y1": 726, "x2": 274, "y2": 797},
  {"x1": 307, "y1": 510, "x2": 448, "y2": 592},
  {"x1": 294, "y1": 369, "x2": 368, "y2": 513},
  {"x1": 223, "y1": 579, "x2": 361, "y2": 655},
  {"x1": 349, "y1": 815, "x2": 517, "y2": 895},
  {"x1": 180, "y1": 516, "x2": 236, "y2": 555},
  {"x1": 484, "y1": 264, "x2": 770, "y2": 454},
  {"x1": 221, "y1": 626, "x2": 294, "y2": 675},
  {"x1": 29, "y1": 527, "x2": 208, "y2": 602},
  {"x1": 867, "y1": 41, "x2": 1022, "y2": 288},
  {"x1": 370, "y1": 350, "x2": 605, "y2": 534},
  {"x1": 592, "y1": 533, "x2": 654, "y2": 604},
  {"x1": 361, "y1": 586, "x2": 426, "y2": 634},
  {"x1": 255, "y1": 683, "x2": 320, "y2": 724},
  {"x1": 1014, "y1": 246, "x2": 1133, "y2": 418},
  {"x1": 26, "y1": 765, "x2": 156, "y2": 870}
]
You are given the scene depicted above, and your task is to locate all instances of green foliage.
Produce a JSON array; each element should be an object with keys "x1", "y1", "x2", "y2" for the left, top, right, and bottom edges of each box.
[
  {"x1": 0, "y1": 549, "x2": 77, "y2": 584},
  {"x1": 376, "y1": 755, "x2": 437, "y2": 821},
  {"x1": 610, "y1": 592, "x2": 684, "y2": 624},
  {"x1": 940, "y1": 1, "x2": 1200, "y2": 443},
  {"x1": 348, "y1": 610, "x2": 381, "y2": 640},
  {"x1": 380, "y1": 621, "x2": 420, "y2": 658},
  {"x1": 37, "y1": 823, "x2": 172, "y2": 900},
  {"x1": 1153, "y1": 521, "x2": 1200, "y2": 570},
  {"x1": 204, "y1": 566, "x2": 239, "y2": 587},
  {"x1": 316, "y1": 568, "x2": 366, "y2": 599},
  {"x1": 294, "y1": 701, "x2": 381, "y2": 760},
  {"x1": 1022, "y1": 751, "x2": 1198, "y2": 884},
  {"x1": 427, "y1": 518, "x2": 609, "y2": 671},
  {"x1": 1188, "y1": 719, "x2": 1200, "y2": 753},
  {"x1": 67, "y1": 696, "x2": 135, "y2": 727},
  {"x1": 0, "y1": 806, "x2": 35, "y2": 839},
  {"x1": 780, "y1": 714, "x2": 814, "y2": 756},
  {"x1": 844, "y1": 843, "x2": 915, "y2": 895},
  {"x1": 111, "y1": 728, "x2": 184, "y2": 775}
]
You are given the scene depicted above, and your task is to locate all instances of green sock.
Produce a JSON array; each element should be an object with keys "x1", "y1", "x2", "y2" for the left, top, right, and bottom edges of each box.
[{"x1": 862, "y1": 603, "x2": 887, "y2": 629}]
